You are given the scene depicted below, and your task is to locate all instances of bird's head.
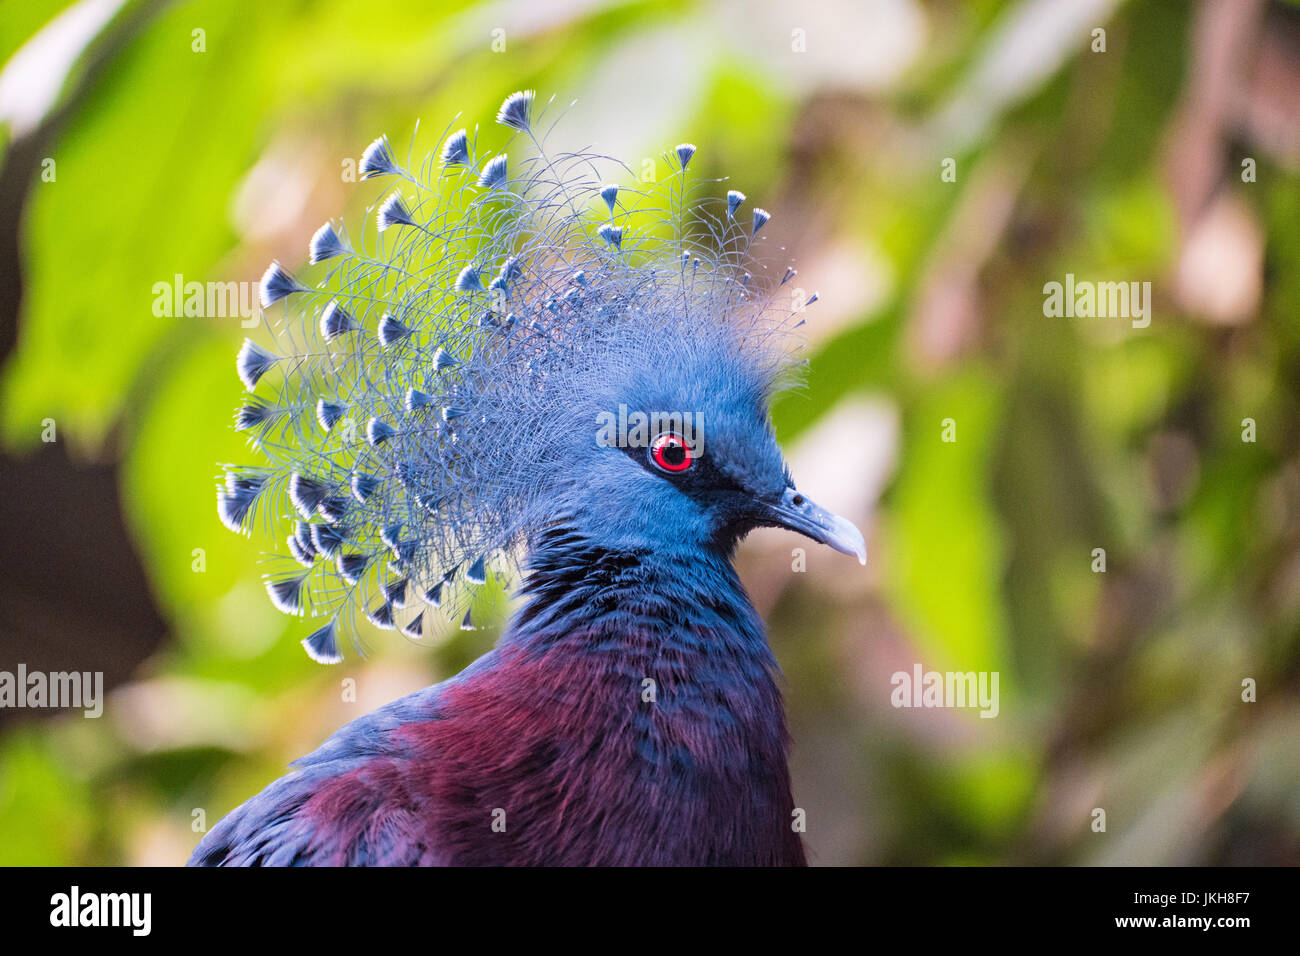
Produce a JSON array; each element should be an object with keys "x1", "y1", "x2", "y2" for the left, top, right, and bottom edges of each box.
[
  {"x1": 222, "y1": 91, "x2": 865, "y2": 660},
  {"x1": 553, "y1": 332, "x2": 865, "y2": 565}
]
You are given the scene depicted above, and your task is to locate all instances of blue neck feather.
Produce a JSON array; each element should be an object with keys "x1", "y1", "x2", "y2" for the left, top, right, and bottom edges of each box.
[{"x1": 497, "y1": 521, "x2": 806, "y2": 865}]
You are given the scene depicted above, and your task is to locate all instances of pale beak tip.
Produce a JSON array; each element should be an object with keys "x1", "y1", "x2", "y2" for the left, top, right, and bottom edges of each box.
[
  {"x1": 772, "y1": 487, "x2": 868, "y2": 567},
  {"x1": 827, "y1": 513, "x2": 867, "y2": 566}
]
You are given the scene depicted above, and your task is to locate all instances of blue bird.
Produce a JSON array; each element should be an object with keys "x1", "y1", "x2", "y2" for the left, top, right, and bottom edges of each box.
[{"x1": 192, "y1": 92, "x2": 865, "y2": 866}]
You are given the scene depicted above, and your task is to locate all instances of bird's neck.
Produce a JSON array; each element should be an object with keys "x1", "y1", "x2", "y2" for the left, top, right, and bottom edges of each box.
[
  {"x1": 509, "y1": 522, "x2": 774, "y2": 666},
  {"x1": 485, "y1": 523, "x2": 804, "y2": 864}
]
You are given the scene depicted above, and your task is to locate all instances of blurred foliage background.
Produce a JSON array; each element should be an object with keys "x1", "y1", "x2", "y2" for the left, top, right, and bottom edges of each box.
[{"x1": 0, "y1": 0, "x2": 1297, "y2": 866}]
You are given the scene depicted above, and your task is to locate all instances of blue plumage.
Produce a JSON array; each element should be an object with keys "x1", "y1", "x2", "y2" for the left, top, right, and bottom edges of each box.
[
  {"x1": 308, "y1": 222, "x2": 348, "y2": 263},
  {"x1": 197, "y1": 91, "x2": 866, "y2": 866},
  {"x1": 439, "y1": 128, "x2": 470, "y2": 167},
  {"x1": 375, "y1": 192, "x2": 415, "y2": 231},
  {"x1": 359, "y1": 135, "x2": 400, "y2": 180},
  {"x1": 215, "y1": 90, "x2": 859, "y2": 659},
  {"x1": 233, "y1": 339, "x2": 277, "y2": 390},
  {"x1": 476, "y1": 153, "x2": 508, "y2": 190},
  {"x1": 257, "y1": 261, "x2": 307, "y2": 307},
  {"x1": 495, "y1": 90, "x2": 534, "y2": 132}
]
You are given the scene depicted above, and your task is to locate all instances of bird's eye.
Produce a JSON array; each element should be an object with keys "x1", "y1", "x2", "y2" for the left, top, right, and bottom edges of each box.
[{"x1": 649, "y1": 433, "x2": 693, "y2": 473}]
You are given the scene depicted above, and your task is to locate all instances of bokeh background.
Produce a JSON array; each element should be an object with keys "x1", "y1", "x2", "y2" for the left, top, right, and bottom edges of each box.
[{"x1": 1, "y1": 0, "x2": 1298, "y2": 866}]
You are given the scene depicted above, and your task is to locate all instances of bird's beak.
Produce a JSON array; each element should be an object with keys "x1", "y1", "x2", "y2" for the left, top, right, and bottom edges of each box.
[{"x1": 764, "y1": 487, "x2": 866, "y2": 565}]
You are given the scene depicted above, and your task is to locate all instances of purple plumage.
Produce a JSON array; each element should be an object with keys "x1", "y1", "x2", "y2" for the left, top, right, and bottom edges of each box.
[{"x1": 192, "y1": 92, "x2": 865, "y2": 866}]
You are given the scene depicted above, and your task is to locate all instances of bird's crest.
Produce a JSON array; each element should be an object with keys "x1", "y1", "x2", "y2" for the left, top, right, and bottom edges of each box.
[{"x1": 221, "y1": 91, "x2": 818, "y2": 663}]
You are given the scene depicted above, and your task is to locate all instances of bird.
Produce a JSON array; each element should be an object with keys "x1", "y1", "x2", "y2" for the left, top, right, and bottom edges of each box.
[{"x1": 190, "y1": 91, "x2": 865, "y2": 866}]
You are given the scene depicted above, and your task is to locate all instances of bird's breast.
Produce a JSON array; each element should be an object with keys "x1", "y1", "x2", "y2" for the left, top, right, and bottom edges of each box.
[{"x1": 397, "y1": 632, "x2": 805, "y2": 865}]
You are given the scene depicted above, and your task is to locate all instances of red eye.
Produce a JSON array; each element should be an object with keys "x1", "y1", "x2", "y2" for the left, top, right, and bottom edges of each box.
[{"x1": 650, "y1": 433, "x2": 693, "y2": 473}]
